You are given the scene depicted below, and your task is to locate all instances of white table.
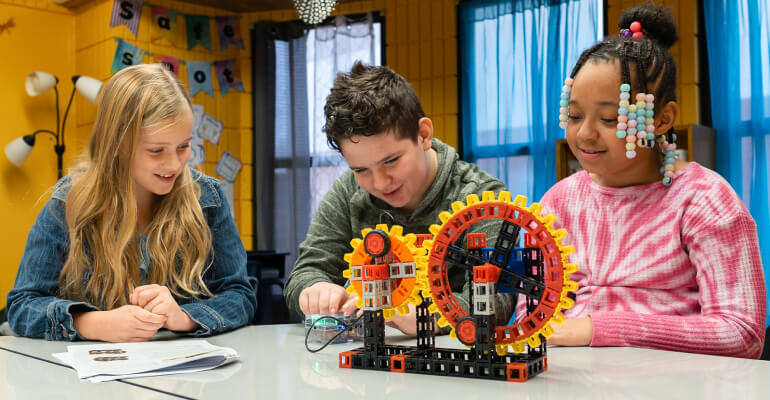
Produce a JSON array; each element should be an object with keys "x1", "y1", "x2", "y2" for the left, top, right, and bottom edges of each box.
[
  {"x1": 0, "y1": 343, "x2": 178, "y2": 399},
  {"x1": 2, "y1": 325, "x2": 768, "y2": 399}
]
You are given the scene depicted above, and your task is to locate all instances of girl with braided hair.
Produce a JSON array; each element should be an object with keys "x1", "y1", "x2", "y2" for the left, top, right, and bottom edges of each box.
[{"x1": 517, "y1": 3, "x2": 766, "y2": 358}]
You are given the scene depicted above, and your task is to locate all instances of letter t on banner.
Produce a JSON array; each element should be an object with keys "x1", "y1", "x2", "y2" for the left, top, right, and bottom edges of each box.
[{"x1": 213, "y1": 59, "x2": 245, "y2": 96}]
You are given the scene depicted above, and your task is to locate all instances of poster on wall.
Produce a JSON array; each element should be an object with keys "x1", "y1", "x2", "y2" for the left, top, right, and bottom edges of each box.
[
  {"x1": 215, "y1": 152, "x2": 242, "y2": 183},
  {"x1": 198, "y1": 113, "x2": 223, "y2": 145},
  {"x1": 220, "y1": 180, "x2": 236, "y2": 219}
]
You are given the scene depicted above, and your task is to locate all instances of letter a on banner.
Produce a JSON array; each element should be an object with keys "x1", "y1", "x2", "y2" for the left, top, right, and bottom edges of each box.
[
  {"x1": 151, "y1": 6, "x2": 179, "y2": 44},
  {"x1": 111, "y1": 38, "x2": 145, "y2": 74},
  {"x1": 110, "y1": 0, "x2": 143, "y2": 37},
  {"x1": 187, "y1": 61, "x2": 214, "y2": 97}
]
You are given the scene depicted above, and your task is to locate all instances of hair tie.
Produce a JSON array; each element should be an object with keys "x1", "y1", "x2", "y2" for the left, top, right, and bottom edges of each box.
[{"x1": 620, "y1": 20, "x2": 644, "y2": 39}]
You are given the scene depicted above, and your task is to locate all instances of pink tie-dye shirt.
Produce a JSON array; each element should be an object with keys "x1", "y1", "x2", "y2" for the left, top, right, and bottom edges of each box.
[{"x1": 520, "y1": 162, "x2": 766, "y2": 358}]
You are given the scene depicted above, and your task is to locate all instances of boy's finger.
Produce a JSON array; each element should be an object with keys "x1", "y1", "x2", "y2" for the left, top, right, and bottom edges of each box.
[
  {"x1": 328, "y1": 289, "x2": 345, "y2": 314},
  {"x1": 341, "y1": 295, "x2": 358, "y2": 315},
  {"x1": 317, "y1": 289, "x2": 331, "y2": 314},
  {"x1": 299, "y1": 291, "x2": 309, "y2": 314}
]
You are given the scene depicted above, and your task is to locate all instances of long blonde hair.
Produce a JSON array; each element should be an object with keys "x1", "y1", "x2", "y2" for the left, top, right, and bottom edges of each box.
[{"x1": 60, "y1": 64, "x2": 213, "y2": 309}]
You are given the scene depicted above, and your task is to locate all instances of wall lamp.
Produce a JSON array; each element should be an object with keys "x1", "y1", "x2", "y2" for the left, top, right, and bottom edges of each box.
[{"x1": 4, "y1": 71, "x2": 102, "y2": 179}]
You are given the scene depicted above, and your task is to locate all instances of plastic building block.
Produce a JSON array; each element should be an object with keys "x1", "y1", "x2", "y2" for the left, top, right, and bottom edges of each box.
[{"x1": 336, "y1": 191, "x2": 578, "y2": 382}]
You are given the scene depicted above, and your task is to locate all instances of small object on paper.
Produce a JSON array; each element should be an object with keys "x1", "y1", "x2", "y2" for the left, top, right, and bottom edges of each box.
[
  {"x1": 215, "y1": 152, "x2": 242, "y2": 182},
  {"x1": 198, "y1": 113, "x2": 223, "y2": 145},
  {"x1": 52, "y1": 340, "x2": 239, "y2": 383}
]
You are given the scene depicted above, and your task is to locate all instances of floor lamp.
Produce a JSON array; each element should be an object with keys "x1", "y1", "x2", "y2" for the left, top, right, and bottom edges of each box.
[{"x1": 4, "y1": 72, "x2": 102, "y2": 179}]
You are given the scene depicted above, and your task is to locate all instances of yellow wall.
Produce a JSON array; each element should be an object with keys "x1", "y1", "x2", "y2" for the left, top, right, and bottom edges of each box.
[
  {"x1": 0, "y1": 1, "x2": 76, "y2": 309},
  {"x1": 607, "y1": 0, "x2": 701, "y2": 126}
]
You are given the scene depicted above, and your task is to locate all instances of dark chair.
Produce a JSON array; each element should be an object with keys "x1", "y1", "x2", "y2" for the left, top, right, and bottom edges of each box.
[{"x1": 246, "y1": 250, "x2": 292, "y2": 324}]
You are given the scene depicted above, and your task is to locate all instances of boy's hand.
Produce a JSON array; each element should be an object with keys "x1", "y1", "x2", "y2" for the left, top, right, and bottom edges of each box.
[
  {"x1": 546, "y1": 316, "x2": 593, "y2": 346},
  {"x1": 299, "y1": 281, "x2": 357, "y2": 316},
  {"x1": 73, "y1": 305, "x2": 166, "y2": 342},
  {"x1": 130, "y1": 284, "x2": 199, "y2": 332},
  {"x1": 385, "y1": 303, "x2": 440, "y2": 336}
]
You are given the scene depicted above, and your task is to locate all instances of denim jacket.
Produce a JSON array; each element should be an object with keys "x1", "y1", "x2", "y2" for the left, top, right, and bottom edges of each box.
[{"x1": 7, "y1": 169, "x2": 257, "y2": 340}]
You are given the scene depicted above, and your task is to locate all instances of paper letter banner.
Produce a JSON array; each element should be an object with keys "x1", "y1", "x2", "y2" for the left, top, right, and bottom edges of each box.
[
  {"x1": 213, "y1": 59, "x2": 244, "y2": 96},
  {"x1": 154, "y1": 54, "x2": 181, "y2": 77},
  {"x1": 111, "y1": 38, "x2": 145, "y2": 74},
  {"x1": 151, "y1": 6, "x2": 179, "y2": 44},
  {"x1": 215, "y1": 16, "x2": 244, "y2": 50},
  {"x1": 186, "y1": 14, "x2": 212, "y2": 50},
  {"x1": 110, "y1": 0, "x2": 143, "y2": 37},
  {"x1": 187, "y1": 61, "x2": 214, "y2": 97}
]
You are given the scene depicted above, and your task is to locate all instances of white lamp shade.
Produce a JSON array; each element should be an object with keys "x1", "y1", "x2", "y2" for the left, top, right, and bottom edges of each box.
[
  {"x1": 25, "y1": 71, "x2": 58, "y2": 96},
  {"x1": 5, "y1": 136, "x2": 34, "y2": 166},
  {"x1": 75, "y1": 76, "x2": 102, "y2": 104}
]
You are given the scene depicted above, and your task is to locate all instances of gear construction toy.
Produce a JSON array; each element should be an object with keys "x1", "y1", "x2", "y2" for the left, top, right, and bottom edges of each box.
[{"x1": 338, "y1": 191, "x2": 578, "y2": 382}]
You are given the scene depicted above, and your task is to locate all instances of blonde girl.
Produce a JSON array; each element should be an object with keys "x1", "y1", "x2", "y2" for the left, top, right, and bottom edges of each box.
[{"x1": 8, "y1": 64, "x2": 256, "y2": 342}]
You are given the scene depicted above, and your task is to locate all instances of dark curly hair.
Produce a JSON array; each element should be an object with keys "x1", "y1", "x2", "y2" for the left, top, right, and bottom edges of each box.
[
  {"x1": 570, "y1": 2, "x2": 679, "y2": 106},
  {"x1": 323, "y1": 61, "x2": 425, "y2": 152}
]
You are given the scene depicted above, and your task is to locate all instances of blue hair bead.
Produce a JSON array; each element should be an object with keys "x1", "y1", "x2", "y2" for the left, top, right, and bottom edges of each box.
[
  {"x1": 628, "y1": 112, "x2": 637, "y2": 120},
  {"x1": 665, "y1": 158, "x2": 676, "y2": 165},
  {"x1": 617, "y1": 130, "x2": 627, "y2": 138},
  {"x1": 646, "y1": 132, "x2": 655, "y2": 140},
  {"x1": 618, "y1": 108, "x2": 628, "y2": 116},
  {"x1": 561, "y1": 92, "x2": 569, "y2": 100},
  {"x1": 560, "y1": 99, "x2": 568, "y2": 107},
  {"x1": 620, "y1": 83, "x2": 631, "y2": 92},
  {"x1": 662, "y1": 176, "x2": 672, "y2": 186}
]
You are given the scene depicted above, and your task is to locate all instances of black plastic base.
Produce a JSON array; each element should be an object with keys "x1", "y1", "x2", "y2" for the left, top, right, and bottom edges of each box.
[{"x1": 339, "y1": 344, "x2": 547, "y2": 382}]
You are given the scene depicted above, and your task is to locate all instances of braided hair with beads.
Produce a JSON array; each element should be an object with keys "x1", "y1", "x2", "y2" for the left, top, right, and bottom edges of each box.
[{"x1": 558, "y1": 3, "x2": 681, "y2": 186}]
